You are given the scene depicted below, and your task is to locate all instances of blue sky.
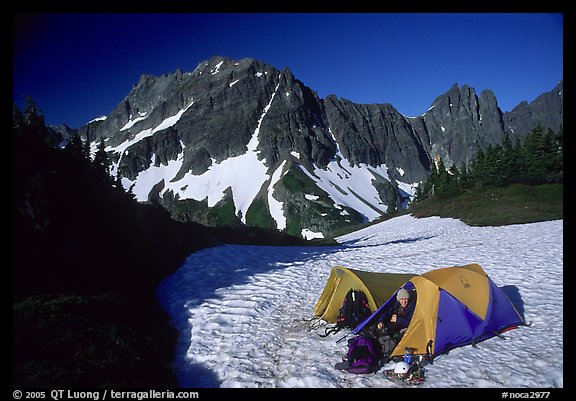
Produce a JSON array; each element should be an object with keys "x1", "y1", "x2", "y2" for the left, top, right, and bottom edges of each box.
[{"x1": 13, "y1": 13, "x2": 563, "y2": 128}]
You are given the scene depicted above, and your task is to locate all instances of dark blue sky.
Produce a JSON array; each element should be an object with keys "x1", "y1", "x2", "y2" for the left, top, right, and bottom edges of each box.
[{"x1": 13, "y1": 13, "x2": 563, "y2": 128}]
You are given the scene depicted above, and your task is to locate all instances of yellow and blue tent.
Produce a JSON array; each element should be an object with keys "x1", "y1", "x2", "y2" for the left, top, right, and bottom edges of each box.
[{"x1": 316, "y1": 264, "x2": 526, "y2": 358}]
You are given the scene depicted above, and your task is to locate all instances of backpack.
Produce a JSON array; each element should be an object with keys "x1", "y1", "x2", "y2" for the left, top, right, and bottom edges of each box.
[
  {"x1": 321, "y1": 288, "x2": 373, "y2": 337},
  {"x1": 336, "y1": 289, "x2": 372, "y2": 330},
  {"x1": 344, "y1": 335, "x2": 382, "y2": 374}
]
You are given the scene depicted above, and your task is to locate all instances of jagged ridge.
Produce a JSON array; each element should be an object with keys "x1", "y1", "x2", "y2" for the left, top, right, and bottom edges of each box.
[{"x1": 76, "y1": 56, "x2": 563, "y2": 238}]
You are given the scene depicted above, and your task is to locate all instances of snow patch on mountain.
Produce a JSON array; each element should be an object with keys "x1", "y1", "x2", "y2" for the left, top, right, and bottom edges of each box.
[
  {"x1": 299, "y1": 158, "x2": 390, "y2": 221},
  {"x1": 211, "y1": 60, "x2": 224, "y2": 75},
  {"x1": 128, "y1": 152, "x2": 184, "y2": 202},
  {"x1": 268, "y1": 161, "x2": 288, "y2": 230},
  {"x1": 110, "y1": 102, "x2": 194, "y2": 156},
  {"x1": 88, "y1": 115, "x2": 107, "y2": 124},
  {"x1": 302, "y1": 228, "x2": 324, "y2": 240},
  {"x1": 120, "y1": 114, "x2": 148, "y2": 131}
]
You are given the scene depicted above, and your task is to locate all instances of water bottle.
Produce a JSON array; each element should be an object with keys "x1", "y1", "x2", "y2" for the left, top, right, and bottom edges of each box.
[{"x1": 403, "y1": 348, "x2": 412, "y2": 364}]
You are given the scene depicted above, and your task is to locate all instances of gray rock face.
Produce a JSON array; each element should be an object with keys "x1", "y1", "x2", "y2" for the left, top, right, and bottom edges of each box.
[
  {"x1": 47, "y1": 124, "x2": 77, "y2": 148},
  {"x1": 76, "y1": 57, "x2": 563, "y2": 237},
  {"x1": 324, "y1": 95, "x2": 430, "y2": 183},
  {"x1": 504, "y1": 81, "x2": 563, "y2": 136},
  {"x1": 256, "y1": 68, "x2": 335, "y2": 169},
  {"x1": 415, "y1": 84, "x2": 505, "y2": 168}
]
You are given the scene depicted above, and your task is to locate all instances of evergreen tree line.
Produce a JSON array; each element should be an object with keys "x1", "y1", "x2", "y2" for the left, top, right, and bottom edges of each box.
[
  {"x1": 13, "y1": 98, "x2": 210, "y2": 387},
  {"x1": 66, "y1": 128, "x2": 115, "y2": 187},
  {"x1": 414, "y1": 126, "x2": 563, "y2": 201},
  {"x1": 13, "y1": 98, "x2": 116, "y2": 198}
]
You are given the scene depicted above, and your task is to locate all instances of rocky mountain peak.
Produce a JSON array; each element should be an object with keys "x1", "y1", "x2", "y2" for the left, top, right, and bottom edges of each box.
[
  {"x1": 76, "y1": 57, "x2": 562, "y2": 238},
  {"x1": 504, "y1": 80, "x2": 563, "y2": 136}
]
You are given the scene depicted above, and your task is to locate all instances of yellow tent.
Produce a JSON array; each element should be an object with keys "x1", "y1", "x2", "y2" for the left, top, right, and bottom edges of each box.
[
  {"x1": 352, "y1": 263, "x2": 526, "y2": 358},
  {"x1": 313, "y1": 265, "x2": 416, "y2": 323}
]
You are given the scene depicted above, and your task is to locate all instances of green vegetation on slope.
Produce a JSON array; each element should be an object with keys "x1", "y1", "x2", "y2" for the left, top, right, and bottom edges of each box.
[
  {"x1": 246, "y1": 197, "x2": 276, "y2": 230},
  {"x1": 408, "y1": 183, "x2": 563, "y2": 226},
  {"x1": 328, "y1": 182, "x2": 563, "y2": 239},
  {"x1": 408, "y1": 125, "x2": 563, "y2": 227}
]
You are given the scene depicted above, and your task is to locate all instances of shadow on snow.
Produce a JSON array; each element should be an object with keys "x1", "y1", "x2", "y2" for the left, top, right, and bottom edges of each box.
[
  {"x1": 157, "y1": 243, "x2": 342, "y2": 387},
  {"x1": 500, "y1": 285, "x2": 526, "y2": 322},
  {"x1": 338, "y1": 235, "x2": 436, "y2": 248}
]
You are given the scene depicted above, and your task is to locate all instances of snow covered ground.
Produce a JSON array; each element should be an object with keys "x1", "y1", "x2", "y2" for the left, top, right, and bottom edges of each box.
[{"x1": 158, "y1": 215, "x2": 563, "y2": 388}]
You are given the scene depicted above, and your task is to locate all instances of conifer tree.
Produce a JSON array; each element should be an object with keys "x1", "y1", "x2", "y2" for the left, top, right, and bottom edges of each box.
[
  {"x1": 65, "y1": 135, "x2": 85, "y2": 161},
  {"x1": 542, "y1": 127, "x2": 562, "y2": 183},
  {"x1": 93, "y1": 138, "x2": 112, "y2": 184},
  {"x1": 551, "y1": 126, "x2": 563, "y2": 183},
  {"x1": 523, "y1": 125, "x2": 547, "y2": 184},
  {"x1": 435, "y1": 158, "x2": 449, "y2": 195},
  {"x1": 82, "y1": 131, "x2": 91, "y2": 161},
  {"x1": 414, "y1": 183, "x2": 425, "y2": 202},
  {"x1": 446, "y1": 163, "x2": 461, "y2": 195},
  {"x1": 470, "y1": 148, "x2": 485, "y2": 186},
  {"x1": 459, "y1": 161, "x2": 472, "y2": 189},
  {"x1": 426, "y1": 159, "x2": 439, "y2": 196},
  {"x1": 22, "y1": 96, "x2": 45, "y2": 130},
  {"x1": 499, "y1": 134, "x2": 514, "y2": 185},
  {"x1": 386, "y1": 196, "x2": 398, "y2": 214}
]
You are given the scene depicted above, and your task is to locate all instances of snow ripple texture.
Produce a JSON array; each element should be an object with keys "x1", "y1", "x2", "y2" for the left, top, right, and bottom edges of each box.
[{"x1": 158, "y1": 215, "x2": 563, "y2": 388}]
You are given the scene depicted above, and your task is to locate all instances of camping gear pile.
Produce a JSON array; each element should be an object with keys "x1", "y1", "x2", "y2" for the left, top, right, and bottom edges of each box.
[
  {"x1": 380, "y1": 347, "x2": 428, "y2": 385},
  {"x1": 314, "y1": 263, "x2": 526, "y2": 384}
]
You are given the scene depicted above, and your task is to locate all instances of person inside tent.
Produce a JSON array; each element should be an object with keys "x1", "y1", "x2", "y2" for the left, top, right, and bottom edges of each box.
[{"x1": 373, "y1": 288, "x2": 415, "y2": 356}]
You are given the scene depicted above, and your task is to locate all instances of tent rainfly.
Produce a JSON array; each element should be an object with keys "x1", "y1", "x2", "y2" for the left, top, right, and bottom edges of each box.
[
  {"x1": 354, "y1": 263, "x2": 526, "y2": 357},
  {"x1": 313, "y1": 265, "x2": 415, "y2": 323},
  {"x1": 315, "y1": 264, "x2": 526, "y2": 359}
]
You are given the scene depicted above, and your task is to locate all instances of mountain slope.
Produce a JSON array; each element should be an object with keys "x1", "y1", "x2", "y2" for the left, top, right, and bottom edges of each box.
[{"x1": 77, "y1": 56, "x2": 563, "y2": 238}]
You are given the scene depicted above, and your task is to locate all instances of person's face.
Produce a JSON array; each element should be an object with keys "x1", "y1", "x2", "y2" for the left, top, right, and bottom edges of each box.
[{"x1": 399, "y1": 297, "x2": 409, "y2": 307}]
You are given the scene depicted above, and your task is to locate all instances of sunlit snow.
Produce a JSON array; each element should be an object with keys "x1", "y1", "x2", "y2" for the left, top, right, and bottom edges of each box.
[
  {"x1": 300, "y1": 159, "x2": 391, "y2": 221},
  {"x1": 88, "y1": 115, "x2": 107, "y2": 124},
  {"x1": 120, "y1": 115, "x2": 148, "y2": 131},
  {"x1": 159, "y1": 215, "x2": 563, "y2": 388},
  {"x1": 301, "y1": 228, "x2": 324, "y2": 240},
  {"x1": 211, "y1": 60, "x2": 224, "y2": 75},
  {"x1": 423, "y1": 104, "x2": 436, "y2": 115},
  {"x1": 109, "y1": 101, "x2": 194, "y2": 160},
  {"x1": 267, "y1": 161, "x2": 288, "y2": 230}
]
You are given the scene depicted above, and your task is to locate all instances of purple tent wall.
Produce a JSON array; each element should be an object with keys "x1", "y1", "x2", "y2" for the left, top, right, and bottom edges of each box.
[
  {"x1": 481, "y1": 280, "x2": 526, "y2": 337},
  {"x1": 434, "y1": 290, "x2": 485, "y2": 355},
  {"x1": 434, "y1": 282, "x2": 525, "y2": 356}
]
